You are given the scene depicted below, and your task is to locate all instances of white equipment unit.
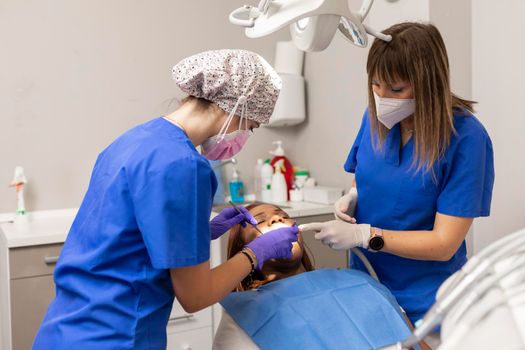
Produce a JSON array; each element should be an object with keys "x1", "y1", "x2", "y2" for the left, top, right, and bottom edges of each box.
[
  {"x1": 379, "y1": 227, "x2": 525, "y2": 350},
  {"x1": 229, "y1": 0, "x2": 391, "y2": 52},
  {"x1": 266, "y1": 41, "x2": 306, "y2": 127}
]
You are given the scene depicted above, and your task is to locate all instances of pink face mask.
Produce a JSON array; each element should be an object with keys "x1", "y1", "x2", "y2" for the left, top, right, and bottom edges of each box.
[
  {"x1": 201, "y1": 129, "x2": 250, "y2": 160},
  {"x1": 201, "y1": 95, "x2": 252, "y2": 161}
]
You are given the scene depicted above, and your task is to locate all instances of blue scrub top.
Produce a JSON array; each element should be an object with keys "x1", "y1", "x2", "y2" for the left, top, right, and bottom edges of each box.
[
  {"x1": 345, "y1": 109, "x2": 494, "y2": 325},
  {"x1": 33, "y1": 117, "x2": 217, "y2": 349}
]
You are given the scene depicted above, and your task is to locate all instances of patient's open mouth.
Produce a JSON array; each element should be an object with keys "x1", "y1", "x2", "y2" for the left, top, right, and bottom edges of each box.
[{"x1": 258, "y1": 222, "x2": 295, "y2": 234}]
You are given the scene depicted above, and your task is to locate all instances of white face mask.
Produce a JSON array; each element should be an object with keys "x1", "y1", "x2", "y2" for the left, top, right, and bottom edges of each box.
[{"x1": 373, "y1": 92, "x2": 415, "y2": 129}]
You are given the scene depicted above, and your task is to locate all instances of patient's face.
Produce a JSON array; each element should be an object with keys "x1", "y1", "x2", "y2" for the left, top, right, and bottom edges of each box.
[{"x1": 241, "y1": 204, "x2": 303, "y2": 261}]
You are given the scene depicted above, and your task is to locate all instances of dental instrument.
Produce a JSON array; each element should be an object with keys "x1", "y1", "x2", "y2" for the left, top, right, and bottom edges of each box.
[
  {"x1": 229, "y1": 0, "x2": 391, "y2": 52},
  {"x1": 228, "y1": 201, "x2": 265, "y2": 235}
]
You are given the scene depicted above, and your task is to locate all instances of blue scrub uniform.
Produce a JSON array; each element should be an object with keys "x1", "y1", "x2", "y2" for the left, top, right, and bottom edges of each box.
[
  {"x1": 33, "y1": 117, "x2": 217, "y2": 349},
  {"x1": 345, "y1": 109, "x2": 494, "y2": 325}
]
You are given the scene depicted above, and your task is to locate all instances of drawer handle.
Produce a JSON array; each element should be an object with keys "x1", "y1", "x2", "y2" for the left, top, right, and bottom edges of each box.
[
  {"x1": 168, "y1": 314, "x2": 195, "y2": 322},
  {"x1": 44, "y1": 256, "x2": 59, "y2": 265}
]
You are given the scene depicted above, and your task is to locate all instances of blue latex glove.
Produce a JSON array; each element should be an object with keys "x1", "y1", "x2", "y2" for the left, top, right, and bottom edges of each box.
[
  {"x1": 246, "y1": 226, "x2": 299, "y2": 270},
  {"x1": 210, "y1": 207, "x2": 257, "y2": 240}
]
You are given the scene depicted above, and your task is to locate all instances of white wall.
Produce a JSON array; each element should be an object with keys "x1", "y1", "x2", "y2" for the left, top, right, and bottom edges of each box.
[
  {"x1": 368, "y1": 0, "x2": 429, "y2": 29},
  {"x1": 0, "y1": 0, "x2": 289, "y2": 213},
  {"x1": 430, "y1": 0, "x2": 471, "y2": 100},
  {"x1": 471, "y1": 1, "x2": 525, "y2": 251}
]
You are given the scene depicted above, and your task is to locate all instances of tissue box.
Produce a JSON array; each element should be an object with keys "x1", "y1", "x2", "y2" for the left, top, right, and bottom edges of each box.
[{"x1": 302, "y1": 186, "x2": 343, "y2": 205}]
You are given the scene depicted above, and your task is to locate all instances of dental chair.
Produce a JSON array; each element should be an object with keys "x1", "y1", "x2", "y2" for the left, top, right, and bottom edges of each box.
[
  {"x1": 380, "y1": 227, "x2": 525, "y2": 350},
  {"x1": 213, "y1": 269, "x2": 417, "y2": 350},
  {"x1": 212, "y1": 203, "x2": 418, "y2": 350}
]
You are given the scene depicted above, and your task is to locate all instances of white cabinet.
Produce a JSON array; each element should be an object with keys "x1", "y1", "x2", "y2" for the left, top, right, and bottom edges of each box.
[
  {"x1": 167, "y1": 327, "x2": 213, "y2": 350},
  {"x1": 165, "y1": 295, "x2": 214, "y2": 350},
  {"x1": 0, "y1": 242, "x2": 63, "y2": 350}
]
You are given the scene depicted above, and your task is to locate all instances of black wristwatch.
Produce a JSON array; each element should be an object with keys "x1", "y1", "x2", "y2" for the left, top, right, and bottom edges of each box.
[{"x1": 368, "y1": 228, "x2": 384, "y2": 252}]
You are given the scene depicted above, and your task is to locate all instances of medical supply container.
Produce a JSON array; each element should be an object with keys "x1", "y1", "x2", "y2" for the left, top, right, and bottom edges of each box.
[
  {"x1": 302, "y1": 186, "x2": 344, "y2": 205},
  {"x1": 229, "y1": 168, "x2": 245, "y2": 204}
]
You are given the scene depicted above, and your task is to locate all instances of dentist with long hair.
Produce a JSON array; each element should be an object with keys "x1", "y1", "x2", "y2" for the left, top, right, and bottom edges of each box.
[{"x1": 301, "y1": 22, "x2": 495, "y2": 341}]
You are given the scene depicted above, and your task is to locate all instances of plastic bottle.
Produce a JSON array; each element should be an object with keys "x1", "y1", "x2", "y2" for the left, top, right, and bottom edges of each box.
[
  {"x1": 10, "y1": 166, "x2": 29, "y2": 225},
  {"x1": 294, "y1": 168, "x2": 310, "y2": 188},
  {"x1": 254, "y1": 159, "x2": 263, "y2": 201},
  {"x1": 270, "y1": 141, "x2": 294, "y2": 199},
  {"x1": 260, "y1": 159, "x2": 274, "y2": 202},
  {"x1": 271, "y1": 159, "x2": 288, "y2": 203},
  {"x1": 229, "y1": 168, "x2": 245, "y2": 204}
]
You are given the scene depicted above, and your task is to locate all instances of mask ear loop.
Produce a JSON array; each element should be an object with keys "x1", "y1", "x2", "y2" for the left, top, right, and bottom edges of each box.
[
  {"x1": 237, "y1": 75, "x2": 254, "y2": 134},
  {"x1": 216, "y1": 95, "x2": 247, "y2": 142},
  {"x1": 239, "y1": 99, "x2": 249, "y2": 132}
]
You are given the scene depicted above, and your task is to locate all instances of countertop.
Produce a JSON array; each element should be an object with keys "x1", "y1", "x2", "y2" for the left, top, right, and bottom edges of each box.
[
  {"x1": 0, "y1": 209, "x2": 78, "y2": 248},
  {"x1": 0, "y1": 201, "x2": 333, "y2": 248}
]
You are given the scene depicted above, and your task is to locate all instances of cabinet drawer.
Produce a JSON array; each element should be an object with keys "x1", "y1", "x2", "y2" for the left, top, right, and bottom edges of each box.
[
  {"x1": 295, "y1": 215, "x2": 348, "y2": 269},
  {"x1": 167, "y1": 299, "x2": 212, "y2": 334},
  {"x1": 9, "y1": 244, "x2": 63, "y2": 279},
  {"x1": 167, "y1": 326, "x2": 213, "y2": 350},
  {"x1": 11, "y1": 275, "x2": 56, "y2": 350}
]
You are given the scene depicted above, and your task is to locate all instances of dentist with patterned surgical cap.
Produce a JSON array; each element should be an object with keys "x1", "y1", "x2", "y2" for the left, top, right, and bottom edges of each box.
[
  {"x1": 300, "y1": 22, "x2": 495, "y2": 344},
  {"x1": 33, "y1": 49, "x2": 299, "y2": 350}
]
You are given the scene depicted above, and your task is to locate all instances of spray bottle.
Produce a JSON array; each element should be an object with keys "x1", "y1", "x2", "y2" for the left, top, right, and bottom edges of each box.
[
  {"x1": 270, "y1": 141, "x2": 294, "y2": 199},
  {"x1": 271, "y1": 159, "x2": 287, "y2": 203}
]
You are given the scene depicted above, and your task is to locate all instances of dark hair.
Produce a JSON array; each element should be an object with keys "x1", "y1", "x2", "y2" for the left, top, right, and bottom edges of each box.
[{"x1": 227, "y1": 203, "x2": 314, "y2": 291}]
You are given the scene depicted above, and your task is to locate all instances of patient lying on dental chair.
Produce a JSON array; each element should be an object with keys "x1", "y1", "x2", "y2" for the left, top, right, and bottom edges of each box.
[
  {"x1": 227, "y1": 203, "x2": 314, "y2": 291},
  {"x1": 212, "y1": 203, "x2": 418, "y2": 350}
]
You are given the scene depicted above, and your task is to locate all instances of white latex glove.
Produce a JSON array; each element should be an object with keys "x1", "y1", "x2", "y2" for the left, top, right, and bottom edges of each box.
[
  {"x1": 299, "y1": 220, "x2": 371, "y2": 250},
  {"x1": 334, "y1": 187, "x2": 357, "y2": 223}
]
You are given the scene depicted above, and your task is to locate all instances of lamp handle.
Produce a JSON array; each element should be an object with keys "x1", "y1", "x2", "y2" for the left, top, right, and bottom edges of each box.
[{"x1": 229, "y1": 5, "x2": 259, "y2": 27}]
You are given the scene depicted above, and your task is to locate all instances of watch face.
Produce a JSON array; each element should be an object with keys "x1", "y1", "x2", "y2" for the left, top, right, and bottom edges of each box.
[{"x1": 369, "y1": 236, "x2": 384, "y2": 251}]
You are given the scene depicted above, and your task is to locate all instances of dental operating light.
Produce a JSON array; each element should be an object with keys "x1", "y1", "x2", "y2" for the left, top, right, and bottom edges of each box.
[{"x1": 229, "y1": 0, "x2": 392, "y2": 52}]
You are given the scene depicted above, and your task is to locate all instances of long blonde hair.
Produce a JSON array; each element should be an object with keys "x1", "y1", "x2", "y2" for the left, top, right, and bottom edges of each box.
[{"x1": 367, "y1": 22, "x2": 475, "y2": 174}]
